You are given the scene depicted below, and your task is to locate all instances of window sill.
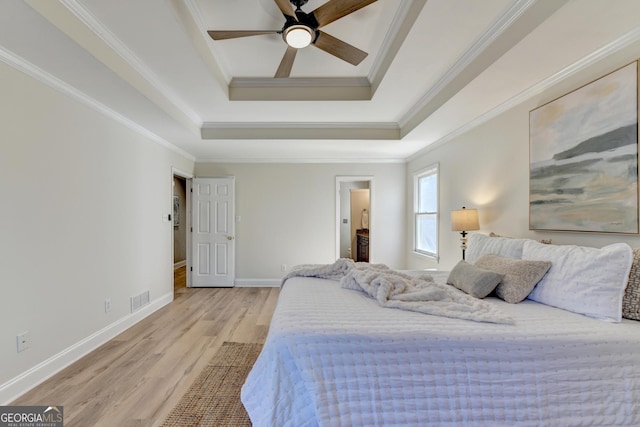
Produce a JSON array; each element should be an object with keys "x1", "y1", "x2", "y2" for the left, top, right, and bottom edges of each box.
[{"x1": 412, "y1": 250, "x2": 438, "y2": 262}]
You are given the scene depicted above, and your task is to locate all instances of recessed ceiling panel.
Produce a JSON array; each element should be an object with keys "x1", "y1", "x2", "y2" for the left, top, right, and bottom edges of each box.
[
  {"x1": 8, "y1": 0, "x2": 640, "y2": 162},
  {"x1": 197, "y1": 0, "x2": 402, "y2": 78}
]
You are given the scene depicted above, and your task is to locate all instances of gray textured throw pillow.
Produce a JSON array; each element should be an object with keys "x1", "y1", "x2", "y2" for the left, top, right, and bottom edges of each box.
[
  {"x1": 622, "y1": 248, "x2": 640, "y2": 320},
  {"x1": 447, "y1": 260, "x2": 503, "y2": 299},
  {"x1": 475, "y1": 254, "x2": 551, "y2": 303}
]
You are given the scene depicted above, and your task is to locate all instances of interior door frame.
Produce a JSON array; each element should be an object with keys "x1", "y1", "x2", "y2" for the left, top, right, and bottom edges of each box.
[
  {"x1": 172, "y1": 167, "x2": 193, "y2": 289},
  {"x1": 335, "y1": 176, "x2": 374, "y2": 261}
]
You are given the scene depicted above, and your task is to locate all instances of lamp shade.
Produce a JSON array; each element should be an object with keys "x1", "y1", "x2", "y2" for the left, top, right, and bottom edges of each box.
[{"x1": 451, "y1": 207, "x2": 479, "y2": 231}]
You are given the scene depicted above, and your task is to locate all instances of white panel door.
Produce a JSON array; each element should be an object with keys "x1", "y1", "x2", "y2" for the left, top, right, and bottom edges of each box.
[{"x1": 191, "y1": 177, "x2": 235, "y2": 287}]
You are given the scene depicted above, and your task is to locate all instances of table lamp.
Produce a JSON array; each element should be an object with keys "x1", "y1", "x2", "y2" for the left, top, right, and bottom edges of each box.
[{"x1": 451, "y1": 206, "x2": 479, "y2": 260}]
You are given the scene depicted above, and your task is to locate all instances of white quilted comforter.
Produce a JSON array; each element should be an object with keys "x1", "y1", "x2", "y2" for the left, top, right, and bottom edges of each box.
[
  {"x1": 241, "y1": 273, "x2": 640, "y2": 427},
  {"x1": 285, "y1": 259, "x2": 513, "y2": 324}
]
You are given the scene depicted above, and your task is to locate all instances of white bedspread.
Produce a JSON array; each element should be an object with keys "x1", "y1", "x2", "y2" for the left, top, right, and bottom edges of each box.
[
  {"x1": 242, "y1": 273, "x2": 640, "y2": 427},
  {"x1": 285, "y1": 259, "x2": 513, "y2": 324}
]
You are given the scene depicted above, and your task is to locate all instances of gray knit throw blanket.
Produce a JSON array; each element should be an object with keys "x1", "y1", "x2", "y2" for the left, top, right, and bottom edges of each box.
[{"x1": 283, "y1": 259, "x2": 514, "y2": 325}]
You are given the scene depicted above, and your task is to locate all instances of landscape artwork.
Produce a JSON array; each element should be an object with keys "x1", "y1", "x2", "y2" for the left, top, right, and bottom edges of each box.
[{"x1": 529, "y1": 61, "x2": 639, "y2": 233}]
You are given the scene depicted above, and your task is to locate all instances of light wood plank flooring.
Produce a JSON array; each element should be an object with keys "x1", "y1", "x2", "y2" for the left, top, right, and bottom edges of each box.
[
  {"x1": 174, "y1": 265, "x2": 186, "y2": 291},
  {"x1": 12, "y1": 285, "x2": 280, "y2": 427}
]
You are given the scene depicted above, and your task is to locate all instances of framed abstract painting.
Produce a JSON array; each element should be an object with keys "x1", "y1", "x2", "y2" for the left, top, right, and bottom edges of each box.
[{"x1": 529, "y1": 61, "x2": 639, "y2": 234}]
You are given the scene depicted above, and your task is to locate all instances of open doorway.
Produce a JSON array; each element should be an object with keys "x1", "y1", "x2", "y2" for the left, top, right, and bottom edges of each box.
[
  {"x1": 335, "y1": 176, "x2": 374, "y2": 262},
  {"x1": 172, "y1": 168, "x2": 193, "y2": 293},
  {"x1": 350, "y1": 189, "x2": 370, "y2": 262}
]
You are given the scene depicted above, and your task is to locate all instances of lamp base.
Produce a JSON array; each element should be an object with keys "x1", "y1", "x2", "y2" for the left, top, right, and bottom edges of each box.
[{"x1": 460, "y1": 230, "x2": 468, "y2": 260}]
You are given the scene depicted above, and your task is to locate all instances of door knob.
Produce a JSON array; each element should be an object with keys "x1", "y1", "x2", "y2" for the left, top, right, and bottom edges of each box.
[{"x1": 227, "y1": 236, "x2": 234, "y2": 240}]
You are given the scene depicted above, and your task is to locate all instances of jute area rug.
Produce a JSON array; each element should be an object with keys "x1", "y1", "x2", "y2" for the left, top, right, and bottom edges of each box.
[{"x1": 161, "y1": 341, "x2": 262, "y2": 427}]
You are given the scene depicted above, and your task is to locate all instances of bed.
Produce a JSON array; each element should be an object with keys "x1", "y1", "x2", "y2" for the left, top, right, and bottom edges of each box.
[{"x1": 241, "y1": 235, "x2": 640, "y2": 426}]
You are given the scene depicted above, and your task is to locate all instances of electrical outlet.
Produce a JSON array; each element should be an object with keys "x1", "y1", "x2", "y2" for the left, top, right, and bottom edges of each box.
[
  {"x1": 104, "y1": 299, "x2": 112, "y2": 313},
  {"x1": 281, "y1": 264, "x2": 287, "y2": 272},
  {"x1": 17, "y1": 331, "x2": 29, "y2": 353}
]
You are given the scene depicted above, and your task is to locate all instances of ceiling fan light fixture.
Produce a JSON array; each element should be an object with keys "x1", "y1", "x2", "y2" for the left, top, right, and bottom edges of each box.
[{"x1": 284, "y1": 25, "x2": 313, "y2": 48}]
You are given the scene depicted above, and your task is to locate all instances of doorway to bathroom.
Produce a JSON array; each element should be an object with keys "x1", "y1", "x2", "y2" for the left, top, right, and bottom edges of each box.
[{"x1": 335, "y1": 176, "x2": 374, "y2": 262}]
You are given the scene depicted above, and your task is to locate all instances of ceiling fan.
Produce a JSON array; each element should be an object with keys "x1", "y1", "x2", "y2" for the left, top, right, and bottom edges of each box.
[{"x1": 207, "y1": 0, "x2": 377, "y2": 78}]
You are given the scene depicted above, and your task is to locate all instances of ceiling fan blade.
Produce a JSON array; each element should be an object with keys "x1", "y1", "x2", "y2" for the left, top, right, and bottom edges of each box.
[
  {"x1": 275, "y1": 46, "x2": 298, "y2": 78},
  {"x1": 311, "y1": 0, "x2": 377, "y2": 28},
  {"x1": 207, "y1": 30, "x2": 279, "y2": 40},
  {"x1": 273, "y1": 0, "x2": 297, "y2": 19},
  {"x1": 313, "y1": 31, "x2": 368, "y2": 66}
]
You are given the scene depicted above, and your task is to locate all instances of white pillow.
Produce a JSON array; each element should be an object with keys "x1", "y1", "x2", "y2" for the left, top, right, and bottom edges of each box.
[
  {"x1": 466, "y1": 233, "x2": 529, "y2": 264},
  {"x1": 523, "y1": 240, "x2": 633, "y2": 322}
]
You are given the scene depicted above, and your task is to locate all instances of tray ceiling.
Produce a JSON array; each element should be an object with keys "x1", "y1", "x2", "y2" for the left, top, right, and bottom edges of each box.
[{"x1": 2, "y1": 0, "x2": 640, "y2": 161}]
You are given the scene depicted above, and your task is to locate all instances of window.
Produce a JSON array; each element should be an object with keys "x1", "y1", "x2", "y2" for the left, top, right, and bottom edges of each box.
[{"x1": 413, "y1": 164, "x2": 439, "y2": 259}]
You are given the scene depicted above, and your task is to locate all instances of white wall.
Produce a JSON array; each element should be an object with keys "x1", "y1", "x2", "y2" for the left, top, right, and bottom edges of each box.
[
  {"x1": 0, "y1": 61, "x2": 194, "y2": 402},
  {"x1": 407, "y1": 44, "x2": 640, "y2": 271},
  {"x1": 194, "y1": 162, "x2": 406, "y2": 279}
]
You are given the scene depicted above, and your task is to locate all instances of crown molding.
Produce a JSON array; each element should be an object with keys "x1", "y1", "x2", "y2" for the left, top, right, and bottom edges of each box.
[
  {"x1": 182, "y1": 0, "x2": 232, "y2": 84},
  {"x1": 398, "y1": 0, "x2": 538, "y2": 129},
  {"x1": 229, "y1": 77, "x2": 371, "y2": 88},
  {"x1": 0, "y1": 46, "x2": 196, "y2": 162},
  {"x1": 186, "y1": 0, "x2": 426, "y2": 102},
  {"x1": 201, "y1": 121, "x2": 400, "y2": 140},
  {"x1": 229, "y1": 77, "x2": 371, "y2": 101},
  {"x1": 202, "y1": 121, "x2": 399, "y2": 129},
  {"x1": 406, "y1": 26, "x2": 640, "y2": 163},
  {"x1": 196, "y1": 157, "x2": 406, "y2": 164},
  {"x1": 52, "y1": 0, "x2": 202, "y2": 130},
  {"x1": 368, "y1": 0, "x2": 420, "y2": 81},
  {"x1": 369, "y1": 0, "x2": 428, "y2": 95}
]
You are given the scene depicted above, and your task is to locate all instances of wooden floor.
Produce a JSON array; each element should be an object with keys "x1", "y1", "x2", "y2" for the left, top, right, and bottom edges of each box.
[
  {"x1": 12, "y1": 276, "x2": 280, "y2": 427},
  {"x1": 174, "y1": 265, "x2": 187, "y2": 291}
]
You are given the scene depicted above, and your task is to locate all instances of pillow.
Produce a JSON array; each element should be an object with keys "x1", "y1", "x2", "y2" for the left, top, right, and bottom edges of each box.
[
  {"x1": 523, "y1": 240, "x2": 633, "y2": 322},
  {"x1": 475, "y1": 254, "x2": 551, "y2": 303},
  {"x1": 622, "y1": 248, "x2": 640, "y2": 320},
  {"x1": 447, "y1": 260, "x2": 503, "y2": 299},
  {"x1": 490, "y1": 232, "x2": 552, "y2": 245},
  {"x1": 466, "y1": 233, "x2": 529, "y2": 264}
]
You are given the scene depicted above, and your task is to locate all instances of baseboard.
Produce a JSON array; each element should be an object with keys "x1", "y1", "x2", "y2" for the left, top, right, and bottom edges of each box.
[
  {"x1": 174, "y1": 260, "x2": 186, "y2": 269},
  {"x1": 0, "y1": 291, "x2": 174, "y2": 405},
  {"x1": 235, "y1": 278, "x2": 281, "y2": 287}
]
